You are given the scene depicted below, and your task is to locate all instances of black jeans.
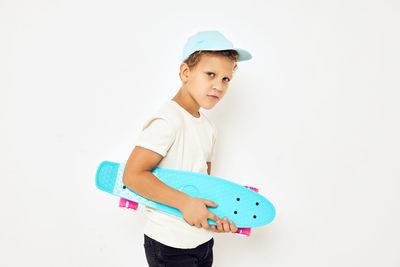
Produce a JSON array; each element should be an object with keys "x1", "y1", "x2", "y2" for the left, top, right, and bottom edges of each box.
[{"x1": 143, "y1": 234, "x2": 214, "y2": 267}]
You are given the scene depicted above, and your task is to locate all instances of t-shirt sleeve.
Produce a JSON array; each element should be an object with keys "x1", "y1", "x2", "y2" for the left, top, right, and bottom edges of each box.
[
  {"x1": 134, "y1": 117, "x2": 176, "y2": 157},
  {"x1": 207, "y1": 125, "x2": 218, "y2": 162}
]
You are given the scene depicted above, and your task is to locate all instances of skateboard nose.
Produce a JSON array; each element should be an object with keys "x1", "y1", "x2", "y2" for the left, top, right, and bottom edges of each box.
[{"x1": 96, "y1": 161, "x2": 118, "y2": 192}]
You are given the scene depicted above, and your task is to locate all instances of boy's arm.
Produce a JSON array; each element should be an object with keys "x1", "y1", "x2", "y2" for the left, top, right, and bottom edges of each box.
[
  {"x1": 122, "y1": 146, "x2": 220, "y2": 229},
  {"x1": 122, "y1": 145, "x2": 189, "y2": 211}
]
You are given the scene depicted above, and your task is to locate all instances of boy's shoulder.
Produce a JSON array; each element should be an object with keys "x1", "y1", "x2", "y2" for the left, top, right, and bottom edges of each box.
[
  {"x1": 159, "y1": 100, "x2": 184, "y2": 125},
  {"x1": 141, "y1": 100, "x2": 184, "y2": 130}
]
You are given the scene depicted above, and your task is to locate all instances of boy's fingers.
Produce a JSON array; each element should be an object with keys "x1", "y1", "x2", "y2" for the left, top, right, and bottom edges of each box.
[
  {"x1": 230, "y1": 221, "x2": 238, "y2": 232},
  {"x1": 222, "y1": 217, "x2": 230, "y2": 232},
  {"x1": 208, "y1": 212, "x2": 220, "y2": 224},
  {"x1": 202, "y1": 220, "x2": 210, "y2": 229},
  {"x1": 216, "y1": 219, "x2": 223, "y2": 232},
  {"x1": 204, "y1": 199, "x2": 218, "y2": 207}
]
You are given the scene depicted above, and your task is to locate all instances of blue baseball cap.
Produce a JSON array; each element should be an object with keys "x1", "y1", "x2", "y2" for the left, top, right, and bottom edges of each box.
[{"x1": 182, "y1": 30, "x2": 252, "y2": 62}]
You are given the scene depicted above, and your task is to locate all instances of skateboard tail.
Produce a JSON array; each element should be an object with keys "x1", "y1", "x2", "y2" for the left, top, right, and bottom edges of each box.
[
  {"x1": 232, "y1": 186, "x2": 258, "y2": 236},
  {"x1": 95, "y1": 161, "x2": 119, "y2": 193},
  {"x1": 245, "y1": 185, "x2": 276, "y2": 226}
]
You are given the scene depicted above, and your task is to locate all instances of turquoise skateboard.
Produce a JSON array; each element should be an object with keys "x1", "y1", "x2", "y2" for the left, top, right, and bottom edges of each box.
[{"x1": 95, "y1": 161, "x2": 276, "y2": 236}]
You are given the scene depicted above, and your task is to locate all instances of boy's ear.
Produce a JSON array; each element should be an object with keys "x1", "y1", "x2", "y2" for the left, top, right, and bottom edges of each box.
[{"x1": 179, "y1": 63, "x2": 190, "y2": 82}]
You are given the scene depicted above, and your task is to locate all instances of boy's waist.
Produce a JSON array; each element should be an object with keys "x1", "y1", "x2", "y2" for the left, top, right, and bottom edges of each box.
[{"x1": 143, "y1": 206, "x2": 214, "y2": 248}]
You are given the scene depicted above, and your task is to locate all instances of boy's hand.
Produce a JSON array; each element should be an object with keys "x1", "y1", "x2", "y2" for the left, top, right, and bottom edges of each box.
[
  {"x1": 179, "y1": 197, "x2": 221, "y2": 230},
  {"x1": 211, "y1": 216, "x2": 238, "y2": 233}
]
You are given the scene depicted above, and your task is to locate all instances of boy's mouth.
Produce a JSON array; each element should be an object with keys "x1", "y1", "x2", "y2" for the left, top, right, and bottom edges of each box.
[{"x1": 207, "y1": 95, "x2": 219, "y2": 100}]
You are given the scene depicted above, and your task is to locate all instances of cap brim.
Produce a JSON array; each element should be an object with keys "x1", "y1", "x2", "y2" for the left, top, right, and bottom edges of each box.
[{"x1": 235, "y1": 48, "x2": 252, "y2": 61}]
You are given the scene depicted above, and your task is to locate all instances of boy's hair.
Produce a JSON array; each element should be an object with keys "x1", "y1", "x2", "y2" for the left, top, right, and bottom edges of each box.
[{"x1": 180, "y1": 50, "x2": 239, "y2": 80}]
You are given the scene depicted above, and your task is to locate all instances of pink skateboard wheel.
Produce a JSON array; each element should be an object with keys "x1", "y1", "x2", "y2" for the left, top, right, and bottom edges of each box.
[
  {"x1": 244, "y1": 185, "x2": 259, "y2": 193},
  {"x1": 119, "y1": 198, "x2": 139, "y2": 210},
  {"x1": 235, "y1": 227, "x2": 252, "y2": 236}
]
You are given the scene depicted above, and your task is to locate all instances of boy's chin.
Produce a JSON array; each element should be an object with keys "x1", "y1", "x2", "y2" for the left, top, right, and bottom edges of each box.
[{"x1": 201, "y1": 102, "x2": 217, "y2": 110}]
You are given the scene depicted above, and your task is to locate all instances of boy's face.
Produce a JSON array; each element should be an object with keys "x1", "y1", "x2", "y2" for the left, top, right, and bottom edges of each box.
[{"x1": 181, "y1": 54, "x2": 235, "y2": 110}]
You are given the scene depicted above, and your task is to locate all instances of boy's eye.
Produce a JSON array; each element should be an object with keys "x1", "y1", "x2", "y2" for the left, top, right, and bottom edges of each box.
[{"x1": 207, "y1": 72, "x2": 230, "y2": 82}]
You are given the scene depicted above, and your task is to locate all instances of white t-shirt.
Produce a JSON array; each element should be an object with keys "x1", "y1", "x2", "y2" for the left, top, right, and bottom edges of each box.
[{"x1": 134, "y1": 99, "x2": 218, "y2": 249}]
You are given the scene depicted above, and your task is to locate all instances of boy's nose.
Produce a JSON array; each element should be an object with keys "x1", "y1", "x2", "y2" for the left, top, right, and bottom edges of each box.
[{"x1": 212, "y1": 82, "x2": 224, "y2": 91}]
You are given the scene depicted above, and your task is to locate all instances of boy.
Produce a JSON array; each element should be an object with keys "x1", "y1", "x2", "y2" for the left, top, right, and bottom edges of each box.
[{"x1": 122, "y1": 30, "x2": 252, "y2": 266}]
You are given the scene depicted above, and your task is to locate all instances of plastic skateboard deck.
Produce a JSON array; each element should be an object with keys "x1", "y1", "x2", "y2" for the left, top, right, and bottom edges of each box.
[{"x1": 96, "y1": 161, "x2": 275, "y2": 233}]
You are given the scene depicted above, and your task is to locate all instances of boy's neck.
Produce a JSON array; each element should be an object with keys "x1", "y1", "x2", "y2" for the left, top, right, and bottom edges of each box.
[{"x1": 171, "y1": 87, "x2": 201, "y2": 118}]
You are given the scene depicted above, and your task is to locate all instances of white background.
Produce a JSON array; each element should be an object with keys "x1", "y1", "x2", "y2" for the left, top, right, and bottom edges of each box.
[{"x1": 1, "y1": 0, "x2": 399, "y2": 266}]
